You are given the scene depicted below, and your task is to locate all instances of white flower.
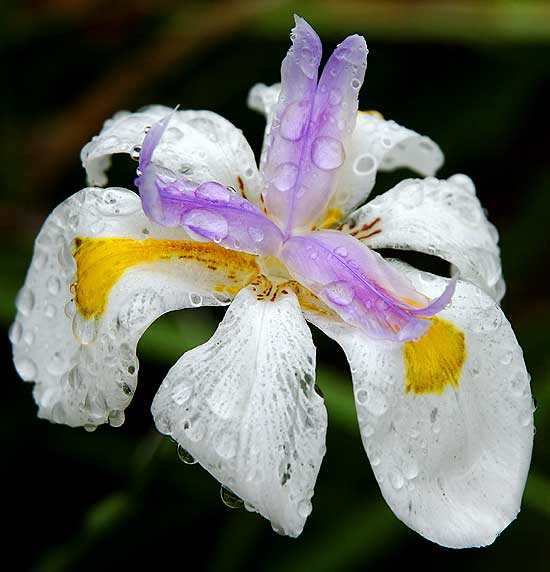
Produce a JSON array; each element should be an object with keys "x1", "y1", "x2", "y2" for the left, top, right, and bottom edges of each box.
[{"x1": 10, "y1": 16, "x2": 533, "y2": 548}]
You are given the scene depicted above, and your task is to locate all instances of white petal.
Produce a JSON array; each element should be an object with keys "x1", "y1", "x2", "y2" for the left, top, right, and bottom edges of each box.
[
  {"x1": 81, "y1": 106, "x2": 262, "y2": 206},
  {"x1": 333, "y1": 113, "x2": 444, "y2": 214},
  {"x1": 11, "y1": 188, "x2": 253, "y2": 428},
  {"x1": 310, "y1": 262, "x2": 533, "y2": 548},
  {"x1": 152, "y1": 286, "x2": 327, "y2": 537},
  {"x1": 343, "y1": 175, "x2": 504, "y2": 301},
  {"x1": 247, "y1": 82, "x2": 281, "y2": 172}
]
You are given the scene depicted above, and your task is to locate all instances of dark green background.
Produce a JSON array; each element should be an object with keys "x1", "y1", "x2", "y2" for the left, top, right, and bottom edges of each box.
[{"x1": 2, "y1": 1, "x2": 548, "y2": 571}]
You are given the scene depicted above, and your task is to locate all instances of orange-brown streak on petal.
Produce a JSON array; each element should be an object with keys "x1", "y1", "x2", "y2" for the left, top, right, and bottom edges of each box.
[
  {"x1": 72, "y1": 237, "x2": 259, "y2": 320},
  {"x1": 404, "y1": 317, "x2": 466, "y2": 395}
]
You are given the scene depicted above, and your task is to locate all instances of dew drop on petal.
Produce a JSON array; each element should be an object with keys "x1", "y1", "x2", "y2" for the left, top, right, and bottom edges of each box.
[
  {"x1": 334, "y1": 246, "x2": 347, "y2": 257},
  {"x1": 15, "y1": 357, "x2": 37, "y2": 381},
  {"x1": 177, "y1": 444, "x2": 197, "y2": 464},
  {"x1": 353, "y1": 153, "x2": 376, "y2": 175},
  {"x1": 272, "y1": 162, "x2": 298, "y2": 192},
  {"x1": 108, "y1": 409, "x2": 125, "y2": 428},
  {"x1": 220, "y1": 486, "x2": 244, "y2": 509},
  {"x1": 8, "y1": 321, "x2": 22, "y2": 344},
  {"x1": 195, "y1": 182, "x2": 230, "y2": 203},
  {"x1": 389, "y1": 469, "x2": 405, "y2": 490},
  {"x1": 280, "y1": 101, "x2": 309, "y2": 141},
  {"x1": 298, "y1": 499, "x2": 313, "y2": 518},
  {"x1": 171, "y1": 381, "x2": 193, "y2": 405},
  {"x1": 16, "y1": 289, "x2": 35, "y2": 316},
  {"x1": 247, "y1": 227, "x2": 264, "y2": 242},
  {"x1": 324, "y1": 280, "x2": 354, "y2": 306},
  {"x1": 183, "y1": 210, "x2": 228, "y2": 242},
  {"x1": 355, "y1": 388, "x2": 368, "y2": 405},
  {"x1": 311, "y1": 136, "x2": 345, "y2": 170}
]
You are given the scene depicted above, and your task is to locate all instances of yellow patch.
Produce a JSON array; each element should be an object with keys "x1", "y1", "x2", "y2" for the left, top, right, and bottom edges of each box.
[
  {"x1": 359, "y1": 109, "x2": 384, "y2": 119},
  {"x1": 404, "y1": 318, "x2": 466, "y2": 395},
  {"x1": 319, "y1": 207, "x2": 344, "y2": 229},
  {"x1": 72, "y1": 237, "x2": 259, "y2": 320}
]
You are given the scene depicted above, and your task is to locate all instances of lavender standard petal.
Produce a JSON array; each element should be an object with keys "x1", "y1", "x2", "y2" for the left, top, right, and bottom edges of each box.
[
  {"x1": 260, "y1": 16, "x2": 321, "y2": 231},
  {"x1": 262, "y1": 27, "x2": 367, "y2": 235},
  {"x1": 281, "y1": 230, "x2": 455, "y2": 341}
]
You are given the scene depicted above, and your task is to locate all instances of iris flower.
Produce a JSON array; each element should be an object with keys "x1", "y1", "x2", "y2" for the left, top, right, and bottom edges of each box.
[{"x1": 11, "y1": 16, "x2": 534, "y2": 547}]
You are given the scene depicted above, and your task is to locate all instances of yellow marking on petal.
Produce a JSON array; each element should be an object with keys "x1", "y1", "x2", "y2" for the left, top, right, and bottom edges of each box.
[
  {"x1": 72, "y1": 238, "x2": 259, "y2": 320},
  {"x1": 404, "y1": 318, "x2": 466, "y2": 395},
  {"x1": 278, "y1": 280, "x2": 338, "y2": 317},
  {"x1": 320, "y1": 207, "x2": 344, "y2": 229},
  {"x1": 359, "y1": 109, "x2": 384, "y2": 119}
]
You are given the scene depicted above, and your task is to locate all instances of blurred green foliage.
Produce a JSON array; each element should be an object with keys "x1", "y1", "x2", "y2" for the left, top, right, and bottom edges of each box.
[{"x1": 1, "y1": 1, "x2": 549, "y2": 571}]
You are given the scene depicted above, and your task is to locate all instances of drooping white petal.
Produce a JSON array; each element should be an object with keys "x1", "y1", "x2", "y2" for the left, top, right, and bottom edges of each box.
[
  {"x1": 81, "y1": 106, "x2": 262, "y2": 206},
  {"x1": 343, "y1": 175, "x2": 504, "y2": 301},
  {"x1": 152, "y1": 286, "x2": 327, "y2": 537},
  {"x1": 332, "y1": 112, "x2": 444, "y2": 215},
  {"x1": 11, "y1": 188, "x2": 258, "y2": 428},
  {"x1": 310, "y1": 261, "x2": 533, "y2": 548}
]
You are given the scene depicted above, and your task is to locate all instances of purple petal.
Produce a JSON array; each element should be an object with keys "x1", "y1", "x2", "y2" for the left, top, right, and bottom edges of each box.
[
  {"x1": 262, "y1": 23, "x2": 367, "y2": 235},
  {"x1": 260, "y1": 16, "x2": 322, "y2": 232},
  {"x1": 281, "y1": 230, "x2": 456, "y2": 341},
  {"x1": 136, "y1": 117, "x2": 284, "y2": 257}
]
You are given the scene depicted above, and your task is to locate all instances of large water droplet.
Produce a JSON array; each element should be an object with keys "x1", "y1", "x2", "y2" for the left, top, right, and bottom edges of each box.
[
  {"x1": 47, "y1": 276, "x2": 61, "y2": 296},
  {"x1": 298, "y1": 47, "x2": 317, "y2": 79},
  {"x1": 177, "y1": 444, "x2": 197, "y2": 464},
  {"x1": 8, "y1": 321, "x2": 22, "y2": 344},
  {"x1": 183, "y1": 210, "x2": 228, "y2": 242},
  {"x1": 389, "y1": 469, "x2": 404, "y2": 490},
  {"x1": 189, "y1": 293, "x2": 203, "y2": 307},
  {"x1": 195, "y1": 182, "x2": 230, "y2": 203},
  {"x1": 298, "y1": 499, "x2": 312, "y2": 518},
  {"x1": 334, "y1": 246, "x2": 347, "y2": 257},
  {"x1": 45, "y1": 304, "x2": 57, "y2": 319},
  {"x1": 324, "y1": 280, "x2": 354, "y2": 306},
  {"x1": 221, "y1": 486, "x2": 244, "y2": 509},
  {"x1": 353, "y1": 154, "x2": 376, "y2": 175},
  {"x1": 15, "y1": 357, "x2": 37, "y2": 381},
  {"x1": 16, "y1": 289, "x2": 35, "y2": 316},
  {"x1": 280, "y1": 101, "x2": 309, "y2": 141},
  {"x1": 172, "y1": 381, "x2": 193, "y2": 405},
  {"x1": 272, "y1": 162, "x2": 298, "y2": 192},
  {"x1": 311, "y1": 136, "x2": 345, "y2": 170},
  {"x1": 109, "y1": 409, "x2": 125, "y2": 428}
]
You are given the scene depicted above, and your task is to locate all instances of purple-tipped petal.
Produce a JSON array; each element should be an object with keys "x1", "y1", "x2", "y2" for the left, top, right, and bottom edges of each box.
[
  {"x1": 262, "y1": 23, "x2": 367, "y2": 235},
  {"x1": 281, "y1": 230, "x2": 454, "y2": 341}
]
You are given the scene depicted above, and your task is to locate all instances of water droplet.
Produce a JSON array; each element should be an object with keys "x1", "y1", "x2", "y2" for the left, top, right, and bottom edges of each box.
[
  {"x1": 280, "y1": 101, "x2": 309, "y2": 140},
  {"x1": 47, "y1": 351, "x2": 67, "y2": 375},
  {"x1": 355, "y1": 388, "x2": 368, "y2": 405},
  {"x1": 195, "y1": 182, "x2": 230, "y2": 203},
  {"x1": 23, "y1": 330, "x2": 35, "y2": 345},
  {"x1": 298, "y1": 499, "x2": 312, "y2": 518},
  {"x1": 324, "y1": 280, "x2": 354, "y2": 306},
  {"x1": 172, "y1": 381, "x2": 193, "y2": 405},
  {"x1": 272, "y1": 162, "x2": 298, "y2": 192},
  {"x1": 334, "y1": 246, "x2": 347, "y2": 257},
  {"x1": 64, "y1": 301, "x2": 76, "y2": 319},
  {"x1": 389, "y1": 470, "x2": 404, "y2": 490},
  {"x1": 15, "y1": 357, "x2": 37, "y2": 381},
  {"x1": 8, "y1": 321, "x2": 22, "y2": 344},
  {"x1": 311, "y1": 136, "x2": 345, "y2": 170},
  {"x1": 72, "y1": 314, "x2": 97, "y2": 344},
  {"x1": 248, "y1": 227, "x2": 264, "y2": 242},
  {"x1": 189, "y1": 293, "x2": 203, "y2": 307},
  {"x1": 177, "y1": 444, "x2": 197, "y2": 464},
  {"x1": 45, "y1": 304, "x2": 57, "y2": 318},
  {"x1": 519, "y1": 411, "x2": 532, "y2": 427},
  {"x1": 183, "y1": 210, "x2": 228, "y2": 242},
  {"x1": 329, "y1": 88, "x2": 341, "y2": 105},
  {"x1": 67, "y1": 366, "x2": 84, "y2": 390},
  {"x1": 122, "y1": 383, "x2": 133, "y2": 396},
  {"x1": 310, "y1": 251, "x2": 319, "y2": 260},
  {"x1": 33, "y1": 251, "x2": 47, "y2": 270},
  {"x1": 109, "y1": 409, "x2": 125, "y2": 428},
  {"x1": 351, "y1": 77, "x2": 361, "y2": 89},
  {"x1": 298, "y1": 47, "x2": 317, "y2": 79},
  {"x1": 500, "y1": 351, "x2": 514, "y2": 365},
  {"x1": 16, "y1": 289, "x2": 35, "y2": 316},
  {"x1": 214, "y1": 431, "x2": 238, "y2": 459},
  {"x1": 220, "y1": 486, "x2": 244, "y2": 509},
  {"x1": 403, "y1": 461, "x2": 419, "y2": 480},
  {"x1": 353, "y1": 153, "x2": 376, "y2": 175},
  {"x1": 130, "y1": 145, "x2": 141, "y2": 161},
  {"x1": 84, "y1": 424, "x2": 97, "y2": 433}
]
